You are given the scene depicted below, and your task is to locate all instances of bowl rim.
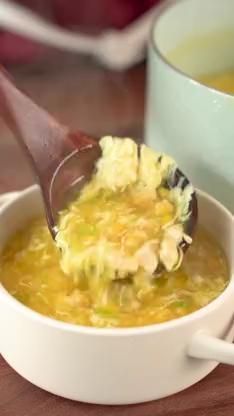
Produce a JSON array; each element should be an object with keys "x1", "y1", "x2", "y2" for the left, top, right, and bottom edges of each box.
[
  {"x1": 149, "y1": 0, "x2": 234, "y2": 100},
  {"x1": 0, "y1": 184, "x2": 233, "y2": 337}
]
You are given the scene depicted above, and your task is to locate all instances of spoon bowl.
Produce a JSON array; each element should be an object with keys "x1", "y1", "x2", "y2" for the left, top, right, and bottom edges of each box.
[
  {"x1": 46, "y1": 134, "x2": 101, "y2": 237},
  {"x1": 167, "y1": 167, "x2": 198, "y2": 251}
]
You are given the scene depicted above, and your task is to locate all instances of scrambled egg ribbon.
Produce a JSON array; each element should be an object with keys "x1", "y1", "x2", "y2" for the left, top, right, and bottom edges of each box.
[{"x1": 55, "y1": 137, "x2": 194, "y2": 284}]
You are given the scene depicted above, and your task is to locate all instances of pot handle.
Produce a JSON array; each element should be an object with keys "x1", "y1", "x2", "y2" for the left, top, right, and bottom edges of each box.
[{"x1": 188, "y1": 331, "x2": 234, "y2": 365}]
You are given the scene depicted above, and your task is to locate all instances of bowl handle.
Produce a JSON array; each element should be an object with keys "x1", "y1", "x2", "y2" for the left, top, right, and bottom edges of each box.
[{"x1": 188, "y1": 331, "x2": 234, "y2": 365}]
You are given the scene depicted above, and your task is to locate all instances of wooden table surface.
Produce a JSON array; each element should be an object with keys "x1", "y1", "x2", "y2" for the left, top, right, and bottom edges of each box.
[{"x1": 0, "y1": 52, "x2": 234, "y2": 416}]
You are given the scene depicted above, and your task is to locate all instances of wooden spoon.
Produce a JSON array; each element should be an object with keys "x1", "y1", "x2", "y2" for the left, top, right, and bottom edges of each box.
[{"x1": 0, "y1": 68, "x2": 197, "y2": 254}]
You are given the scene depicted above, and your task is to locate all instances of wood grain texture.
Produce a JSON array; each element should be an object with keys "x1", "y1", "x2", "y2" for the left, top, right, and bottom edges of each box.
[{"x1": 0, "y1": 52, "x2": 234, "y2": 416}]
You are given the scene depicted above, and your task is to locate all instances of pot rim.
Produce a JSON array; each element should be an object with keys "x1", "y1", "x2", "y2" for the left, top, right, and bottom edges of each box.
[{"x1": 0, "y1": 184, "x2": 233, "y2": 337}]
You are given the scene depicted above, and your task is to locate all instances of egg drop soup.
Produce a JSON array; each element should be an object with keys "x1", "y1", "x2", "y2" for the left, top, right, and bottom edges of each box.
[{"x1": 0, "y1": 138, "x2": 229, "y2": 328}]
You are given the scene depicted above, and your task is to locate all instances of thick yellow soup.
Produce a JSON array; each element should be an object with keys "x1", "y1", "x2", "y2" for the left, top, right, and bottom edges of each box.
[
  {"x1": 0, "y1": 137, "x2": 229, "y2": 328},
  {"x1": 0, "y1": 219, "x2": 228, "y2": 328},
  {"x1": 199, "y1": 70, "x2": 234, "y2": 94}
]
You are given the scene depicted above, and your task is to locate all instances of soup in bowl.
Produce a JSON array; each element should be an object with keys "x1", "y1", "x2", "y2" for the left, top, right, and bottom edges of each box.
[
  {"x1": 0, "y1": 211, "x2": 228, "y2": 328},
  {"x1": 0, "y1": 138, "x2": 227, "y2": 329},
  {"x1": 0, "y1": 185, "x2": 233, "y2": 404}
]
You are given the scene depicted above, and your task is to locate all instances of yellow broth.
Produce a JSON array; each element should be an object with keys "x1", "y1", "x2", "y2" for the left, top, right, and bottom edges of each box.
[
  {"x1": 0, "y1": 218, "x2": 229, "y2": 328},
  {"x1": 199, "y1": 70, "x2": 234, "y2": 94}
]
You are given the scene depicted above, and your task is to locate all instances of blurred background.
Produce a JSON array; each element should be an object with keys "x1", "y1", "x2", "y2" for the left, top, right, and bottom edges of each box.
[{"x1": 0, "y1": 0, "x2": 161, "y2": 194}]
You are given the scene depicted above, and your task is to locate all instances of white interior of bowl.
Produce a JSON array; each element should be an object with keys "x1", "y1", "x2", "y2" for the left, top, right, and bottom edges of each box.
[
  {"x1": 152, "y1": 0, "x2": 234, "y2": 76},
  {"x1": 0, "y1": 185, "x2": 233, "y2": 334}
]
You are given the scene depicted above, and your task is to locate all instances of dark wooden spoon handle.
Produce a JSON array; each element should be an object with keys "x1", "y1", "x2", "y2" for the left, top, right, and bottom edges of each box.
[
  {"x1": 0, "y1": 67, "x2": 95, "y2": 181},
  {"x1": 0, "y1": 68, "x2": 99, "y2": 225}
]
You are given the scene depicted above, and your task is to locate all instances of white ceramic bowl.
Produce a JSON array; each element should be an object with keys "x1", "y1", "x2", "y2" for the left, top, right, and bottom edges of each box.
[
  {"x1": 0, "y1": 185, "x2": 233, "y2": 405},
  {"x1": 145, "y1": 0, "x2": 234, "y2": 212}
]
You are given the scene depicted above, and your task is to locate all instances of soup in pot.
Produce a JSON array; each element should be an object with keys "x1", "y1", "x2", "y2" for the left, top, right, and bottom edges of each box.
[{"x1": 199, "y1": 70, "x2": 234, "y2": 94}]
